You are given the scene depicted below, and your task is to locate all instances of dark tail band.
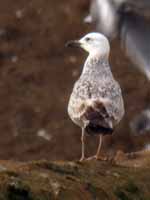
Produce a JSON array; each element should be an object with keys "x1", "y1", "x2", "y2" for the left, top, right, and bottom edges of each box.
[{"x1": 85, "y1": 123, "x2": 113, "y2": 135}]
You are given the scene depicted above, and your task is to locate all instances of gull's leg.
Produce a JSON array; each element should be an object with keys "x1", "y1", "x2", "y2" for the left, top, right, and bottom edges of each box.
[
  {"x1": 87, "y1": 135, "x2": 103, "y2": 160},
  {"x1": 80, "y1": 128, "x2": 86, "y2": 161},
  {"x1": 95, "y1": 135, "x2": 103, "y2": 159}
]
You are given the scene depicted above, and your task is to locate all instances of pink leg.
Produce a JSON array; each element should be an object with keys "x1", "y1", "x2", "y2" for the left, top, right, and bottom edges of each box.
[
  {"x1": 87, "y1": 135, "x2": 103, "y2": 160},
  {"x1": 79, "y1": 128, "x2": 86, "y2": 161},
  {"x1": 95, "y1": 135, "x2": 103, "y2": 159}
]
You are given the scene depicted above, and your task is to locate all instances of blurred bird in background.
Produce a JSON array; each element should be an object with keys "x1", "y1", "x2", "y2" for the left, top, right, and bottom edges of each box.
[
  {"x1": 85, "y1": 0, "x2": 150, "y2": 80},
  {"x1": 130, "y1": 108, "x2": 150, "y2": 135}
]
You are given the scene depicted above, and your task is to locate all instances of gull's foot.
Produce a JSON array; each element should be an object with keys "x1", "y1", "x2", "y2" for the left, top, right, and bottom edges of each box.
[
  {"x1": 86, "y1": 155, "x2": 97, "y2": 161},
  {"x1": 79, "y1": 156, "x2": 86, "y2": 162},
  {"x1": 86, "y1": 155, "x2": 108, "y2": 161}
]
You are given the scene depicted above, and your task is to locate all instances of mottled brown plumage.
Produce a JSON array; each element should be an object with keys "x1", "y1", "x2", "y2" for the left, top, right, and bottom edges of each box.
[{"x1": 67, "y1": 33, "x2": 124, "y2": 161}]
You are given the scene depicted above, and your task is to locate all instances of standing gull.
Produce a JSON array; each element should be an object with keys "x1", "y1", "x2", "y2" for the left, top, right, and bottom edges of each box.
[{"x1": 66, "y1": 33, "x2": 124, "y2": 161}]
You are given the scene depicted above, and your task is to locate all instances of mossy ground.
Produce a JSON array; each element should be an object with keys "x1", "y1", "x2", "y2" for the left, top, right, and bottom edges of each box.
[{"x1": 0, "y1": 151, "x2": 149, "y2": 199}]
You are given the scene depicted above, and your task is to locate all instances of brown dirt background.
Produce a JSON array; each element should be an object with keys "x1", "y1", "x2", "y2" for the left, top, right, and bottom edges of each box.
[{"x1": 0, "y1": 0, "x2": 149, "y2": 161}]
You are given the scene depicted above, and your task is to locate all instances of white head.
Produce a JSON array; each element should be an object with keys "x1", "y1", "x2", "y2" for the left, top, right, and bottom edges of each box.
[
  {"x1": 79, "y1": 33, "x2": 110, "y2": 57},
  {"x1": 67, "y1": 32, "x2": 110, "y2": 59}
]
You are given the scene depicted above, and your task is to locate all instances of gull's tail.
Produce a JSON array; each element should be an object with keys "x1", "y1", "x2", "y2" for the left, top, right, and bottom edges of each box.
[
  {"x1": 85, "y1": 122, "x2": 113, "y2": 135},
  {"x1": 83, "y1": 101, "x2": 114, "y2": 135}
]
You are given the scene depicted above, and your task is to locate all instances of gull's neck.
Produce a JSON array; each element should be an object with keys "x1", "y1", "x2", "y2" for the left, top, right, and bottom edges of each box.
[{"x1": 82, "y1": 52, "x2": 110, "y2": 74}]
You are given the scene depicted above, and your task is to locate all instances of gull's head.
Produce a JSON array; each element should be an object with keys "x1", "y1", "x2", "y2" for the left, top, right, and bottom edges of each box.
[{"x1": 66, "y1": 32, "x2": 110, "y2": 58}]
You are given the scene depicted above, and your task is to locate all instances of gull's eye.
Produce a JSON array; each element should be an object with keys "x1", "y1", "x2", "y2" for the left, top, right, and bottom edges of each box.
[{"x1": 85, "y1": 37, "x2": 91, "y2": 42}]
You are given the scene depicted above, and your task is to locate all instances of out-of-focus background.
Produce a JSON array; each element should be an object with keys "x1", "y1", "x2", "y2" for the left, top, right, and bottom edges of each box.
[{"x1": 0, "y1": 0, "x2": 150, "y2": 161}]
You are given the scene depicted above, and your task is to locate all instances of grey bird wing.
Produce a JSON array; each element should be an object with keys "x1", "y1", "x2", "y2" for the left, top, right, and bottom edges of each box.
[
  {"x1": 120, "y1": 13, "x2": 150, "y2": 80},
  {"x1": 84, "y1": 0, "x2": 118, "y2": 38},
  {"x1": 118, "y1": 0, "x2": 150, "y2": 17}
]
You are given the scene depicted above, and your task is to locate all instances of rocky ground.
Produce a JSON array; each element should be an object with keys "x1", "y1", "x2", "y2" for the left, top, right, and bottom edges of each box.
[{"x1": 0, "y1": 0, "x2": 149, "y2": 161}]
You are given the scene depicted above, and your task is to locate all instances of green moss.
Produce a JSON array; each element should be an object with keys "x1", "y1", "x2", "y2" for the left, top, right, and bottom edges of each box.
[
  {"x1": 84, "y1": 182, "x2": 109, "y2": 200},
  {"x1": 2, "y1": 171, "x2": 19, "y2": 178},
  {"x1": 114, "y1": 189, "x2": 131, "y2": 200},
  {"x1": 6, "y1": 179, "x2": 32, "y2": 200},
  {"x1": 30, "y1": 192, "x2": 53, "y2": 200},
  {"x1": 114, "y1": 180, "x2": 147, "y2": 200},
  {"x1": 125, "y1": 181, "x2": 139, "y2": 194},
  {"x1": 33, "y1": 161, "x2": 79, "y2": 176},
  {"x1": 5, "y1": 178, "x2": 53, "y2": 200},
  {"x1": 0, "y1": 159, "x2": 148, "y2": 200}
]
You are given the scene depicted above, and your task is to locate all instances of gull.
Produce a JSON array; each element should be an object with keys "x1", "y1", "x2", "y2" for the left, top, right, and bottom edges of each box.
[
  {"x1": 66, "y1": 33, "x2": 125, "y2": 161},
  {"x1": 85, "y1": 0, "x2": 150, "y2": 80},
  {"x1": 130, "y1": 109, "x2": 150, "y2": 135}
]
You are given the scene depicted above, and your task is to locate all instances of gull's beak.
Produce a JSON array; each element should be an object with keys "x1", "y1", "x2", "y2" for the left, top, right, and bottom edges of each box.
[{"x1": 65, "y1": 40, "x2": 81, "y2": 48}]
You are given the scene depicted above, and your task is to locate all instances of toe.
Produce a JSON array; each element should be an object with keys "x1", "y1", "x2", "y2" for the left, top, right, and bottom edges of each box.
[
  {"x1": 86, "y1": 155, "x2": 97, "y2": 161},
  {"x1": 79, "y1": 157, "x2": 85, "y2": 162}
]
